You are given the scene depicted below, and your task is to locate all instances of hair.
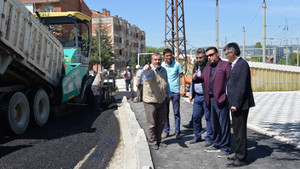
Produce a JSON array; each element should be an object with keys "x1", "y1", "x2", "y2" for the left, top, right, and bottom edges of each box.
[
  {"x1": 224, "y1": 42, "x2": 241, "y2": 56},
  {"x1": 195, "y1": 48, "x2": 206, "y2": 56},
  {"x1": 205, "y1": 46, "x2": 219, "y2": 53},
  {"x1": 152, "y1": 52, "x2": 161, "y2": 59},
  {"x1": 163, "y1": 48, "x2": 173, "y2": 56}
]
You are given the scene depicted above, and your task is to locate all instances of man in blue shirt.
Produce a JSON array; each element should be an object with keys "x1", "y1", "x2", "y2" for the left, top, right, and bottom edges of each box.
[{"x1": 161, "y1": 48, "x2": 186, "y2": 139}]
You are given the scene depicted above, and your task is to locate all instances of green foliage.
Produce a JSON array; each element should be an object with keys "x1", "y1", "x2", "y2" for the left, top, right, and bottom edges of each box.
[
  {"x1": 146, "y1": 46, "x2": 165, "y2": 53},
  {"x1": 255, "y1": 42, "x2": 262, "y2": 48},
  {"x1": 289, "y1": 53, "x2": 299, "y2": 66},
  {"x1": 245, "y1": 56, "x2": 263, "y2": 62},
  {"x1": 89, "y1": 20, "x2": 114, "y2": 69},
  {"x1": 278, "y1": 58, "x2": 286, "y2": 65}
]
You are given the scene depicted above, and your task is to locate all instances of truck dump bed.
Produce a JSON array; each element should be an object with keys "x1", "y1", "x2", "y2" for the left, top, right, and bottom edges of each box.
[{"x1": 0, "y1": 0, "x2": 63, "y2": 88}]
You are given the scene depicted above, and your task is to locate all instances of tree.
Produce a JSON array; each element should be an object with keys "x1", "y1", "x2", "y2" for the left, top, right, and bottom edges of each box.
[
  {"x1": 255, "y1": 42, "x2": 262, "y2": 48},
  {"x1": 89, "y1": 20, "x2": 114, "y2": 70},
  {"x1": 289, "y1": 53, "x2": 298, "y2": 66},
  {"x1": 278, "y1": 58, "x2": 286, "y2": 65},
  {"x1": 146, "y1": 46, "x2": 165, "y2": 53}
]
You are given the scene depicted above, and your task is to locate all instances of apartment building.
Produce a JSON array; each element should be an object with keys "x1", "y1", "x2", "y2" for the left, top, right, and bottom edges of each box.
[{"x1": 91, "y1": 9, "x2": 146, "y2": 71}]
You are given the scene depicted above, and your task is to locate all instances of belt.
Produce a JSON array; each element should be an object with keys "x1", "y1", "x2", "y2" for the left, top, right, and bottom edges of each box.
[{"x1": 196, "y1": 93, "x2": 204, "y2": 96}]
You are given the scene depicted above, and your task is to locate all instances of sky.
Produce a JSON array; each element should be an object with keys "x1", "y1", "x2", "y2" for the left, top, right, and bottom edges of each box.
[{"x1": 84, "y1": 0, "x2": 300, "y2": 49}]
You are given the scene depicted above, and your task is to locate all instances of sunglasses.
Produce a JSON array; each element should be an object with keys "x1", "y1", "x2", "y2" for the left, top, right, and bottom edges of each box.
[{"x1": 207, "y1": 53, "x2": 216, "y2": 57}]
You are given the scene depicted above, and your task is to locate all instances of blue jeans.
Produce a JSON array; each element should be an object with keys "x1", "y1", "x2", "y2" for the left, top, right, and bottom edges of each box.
[
  {"x1": 192, "y1": 95, "x2": 213, "y2": 141},
  {"x1": 125, "y1": 79, "x2": 132, "y2": 91},
  {"x1": 163, "y1": 92, "x2": 181, "y2": 134},
  {"x1": 210, "y1": 97, "x2": 231, "y2": 152}
]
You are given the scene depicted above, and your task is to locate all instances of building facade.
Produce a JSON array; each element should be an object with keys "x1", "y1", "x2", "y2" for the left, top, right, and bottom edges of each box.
[
  {"x1": 91, "y1": 9, "x2": 146, "y2": 71},
  {"x1": 20, "y1": 0, "x2": 146, "y2": 71}
]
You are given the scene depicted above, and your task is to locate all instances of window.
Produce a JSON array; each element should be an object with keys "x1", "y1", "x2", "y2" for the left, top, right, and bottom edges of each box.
[{"x1": 24, "y1": 4, "x2": 34, "y2": 13}]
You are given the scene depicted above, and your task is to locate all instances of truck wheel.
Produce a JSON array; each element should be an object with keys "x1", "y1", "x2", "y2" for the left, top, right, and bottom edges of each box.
[
  {"x1": 33, "y1": 89, "x2": 50, "y2": 126},
  {"x1": 8, "y1": 92, "x2": 30, "y2": 135}
]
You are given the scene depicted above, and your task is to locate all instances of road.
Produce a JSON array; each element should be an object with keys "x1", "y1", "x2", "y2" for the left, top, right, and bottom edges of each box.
[
  {"x1": 0, "y1": 102, "x2": 120, "y2": 169},
  {"x1": 129, "y1": 98, "x2": 300, "y2": 169}
]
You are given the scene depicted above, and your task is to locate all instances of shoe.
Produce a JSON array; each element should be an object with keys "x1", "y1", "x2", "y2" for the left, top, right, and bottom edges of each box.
[
  {"x1": 149, "y1": 144, "x2": 159, "y2": 150},
  {"x1": 183, "y1": 123, "x2": 193, "y2": 129},
  {"x1": 204, "y1": 146, "x2": 221, "y2": 152},
  {"x1": 226, "y1": 160, "x2": 247, "y2": 168},
  {"x1": 175, "y1": 133, "x2": 182, "y2": 139},
  {"x1": 159, "y1": 142, "x2": 167, "y2": 148},
  {"x1": 204, "y1": 140, "x2": 213, "y2": 147},
  {"x1": 218, "y1": 151, "x2": 229, "y2": 158},
  {"x1": 190, "y1": 138, "x2": 202, "y2": 144},
  {"x1": 161, "y1": 133, "x2": 169, "y2": 139},
  {"x1": 227, "y1": 156, "x2": 237, "y2": 161}
]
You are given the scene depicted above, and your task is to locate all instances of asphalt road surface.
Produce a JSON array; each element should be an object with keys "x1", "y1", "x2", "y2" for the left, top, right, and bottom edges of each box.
[
  {"x1": 129, "y1": 98, "x2": 300, "y2": 169},
  {"x1": 0, "y1": 101, "x2": 120, "y2": 169}
]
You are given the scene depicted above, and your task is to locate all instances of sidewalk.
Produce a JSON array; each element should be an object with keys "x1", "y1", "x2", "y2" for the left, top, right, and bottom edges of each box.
[{"x1": 116, "y1": 79, "x2": 300, "y2": 168}]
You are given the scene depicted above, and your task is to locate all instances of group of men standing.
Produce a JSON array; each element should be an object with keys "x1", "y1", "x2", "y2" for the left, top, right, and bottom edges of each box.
[{"x1": 141, "y1": 43, "x2": 255, "y2": 168}]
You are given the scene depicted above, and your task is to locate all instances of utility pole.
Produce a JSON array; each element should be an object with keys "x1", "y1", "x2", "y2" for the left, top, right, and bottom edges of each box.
[
  {"x1": 286, "y1": 39, "x2": 289, "y2": 65},
  {"x1": 165, "y1": 0, "x2": 188, "y2": 73},
  {"x1": 221, "y1": 41, "x2": 224, "y2": 58},
  {"x1": 297, "y1": 38, "x2": 299, "y2": 67},
  {"x1": 216, "y1": 0, "x2": 219, "y2": 50},
  {"x1": 262, "y1": 0, "x2": 266, "y2": 63},
  {"x1": 243, "y1": 27, "x2": 245, "y2": 59}
]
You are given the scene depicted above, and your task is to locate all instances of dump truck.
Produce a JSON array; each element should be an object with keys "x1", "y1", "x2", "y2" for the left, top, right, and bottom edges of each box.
[{"x1": 0, "y1": 0, "x2": 95, "y2": 134}]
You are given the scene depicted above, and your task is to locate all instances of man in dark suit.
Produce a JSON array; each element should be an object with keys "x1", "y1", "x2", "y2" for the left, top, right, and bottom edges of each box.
[
  {"x1": 193, "y1": 47, "x2": 231, "y2": 158},
  {"x1": 225, "y1": 42, "x2": 255, "y2": 167}
]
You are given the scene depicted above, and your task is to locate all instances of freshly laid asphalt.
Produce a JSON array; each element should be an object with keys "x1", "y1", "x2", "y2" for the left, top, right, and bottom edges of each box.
[
  {"x1": 117, "y1": 79, "x2": 300, "y2": 169},
  {"x1": 129, "y1": 98, "x2": 300, "y2": 169}
]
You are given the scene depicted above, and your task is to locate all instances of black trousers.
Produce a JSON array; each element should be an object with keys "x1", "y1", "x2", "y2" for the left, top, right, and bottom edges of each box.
[{"x1": 231, "y1": 109, "x2": 249, "y2": 161}]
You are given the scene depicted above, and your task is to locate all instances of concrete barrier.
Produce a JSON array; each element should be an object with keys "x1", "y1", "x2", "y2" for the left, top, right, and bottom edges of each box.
[{"x1": 118, "y1": 96, "x2": 154, "y2": 169}]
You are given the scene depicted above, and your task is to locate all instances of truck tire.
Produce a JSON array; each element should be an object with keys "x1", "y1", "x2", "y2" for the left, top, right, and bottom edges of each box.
[
  {"x1": 32, "y1": 89, "x2": 50, "y2": 126},
  {"x1": 8, "y1": 92, "x2": 30, "y2": 135}
]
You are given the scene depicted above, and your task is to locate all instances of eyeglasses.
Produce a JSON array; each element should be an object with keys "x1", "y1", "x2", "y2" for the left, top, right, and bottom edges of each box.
[
  {"x1": 225, "y1": 52, "x2": 232, "y2": 56},
  {"x1": 207, "y1": 53, "x2": 216, "y2": 57}
]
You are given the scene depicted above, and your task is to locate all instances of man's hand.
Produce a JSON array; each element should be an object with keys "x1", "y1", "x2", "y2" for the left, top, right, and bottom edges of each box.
[
  {"x1": 231, "y1": 106, "x2": 237, "y2": 112},
  {"x1": 192, "y1": 70, "x2": 198, "y2": 80},
  {"x1": 180, "y1": 90, "x2": 186, "y2": 96},
  {"x1": 189, "y1": 96, "x2": 193, "y2": 103},
  {"x1": 136, "y1": 83, "x2": 139, "y2": 87},
  {"x1": 144, "y1": 62, "x2": 151, "y2": 70}
]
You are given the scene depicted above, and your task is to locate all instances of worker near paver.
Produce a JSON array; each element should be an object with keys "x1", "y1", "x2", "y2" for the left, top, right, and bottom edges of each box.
[
  {"x1": 225, "y1": 42, "x2": 255, "y2": 167},
  {"x1": 91, "y1": 69, "x2": 108, "y2": 111},
  {"x1": 161, "y1": 48, "x2": 186, "y2": 139},
  {"x1": 143, "y1": 52, "x2": 171, "y2": 150},
  {"x1": 123, "y1": 66, "x2": 133, "y2": 91},
  {"x1": 188, "y1": 48, "x2": 213, "y2": 146},
  {"x1": 134, "y1": 65, "x2": 143, "y2": 102},
  {"x1": 193, "y1": 47, "x2": 231, "y2": 158}
]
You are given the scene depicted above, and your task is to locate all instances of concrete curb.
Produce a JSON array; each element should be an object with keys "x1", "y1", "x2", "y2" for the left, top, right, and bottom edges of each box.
[{"x1": 118, "y1": 96, "x2": 154, "y2": 169}]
